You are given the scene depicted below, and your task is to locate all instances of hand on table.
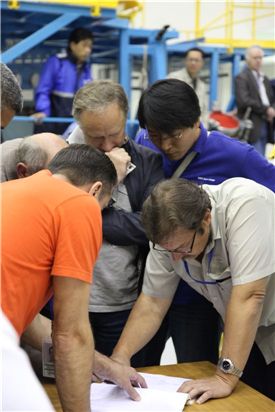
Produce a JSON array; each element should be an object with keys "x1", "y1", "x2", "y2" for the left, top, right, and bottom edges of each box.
[
  {"x1": 97, "y1": 356, "x2": 147, "y2": 401},
  {"x1": 177, "y1": 374, "x2": 236, "y2": 404}
]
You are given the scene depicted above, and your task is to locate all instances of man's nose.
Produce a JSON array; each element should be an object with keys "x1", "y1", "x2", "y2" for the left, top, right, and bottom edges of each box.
[
  {"x1": 100, "y1": 140, "x2": 116, "y2": 152},
  {"x1": 159, "y1": 139, "x2": 172, "y2": 151}
]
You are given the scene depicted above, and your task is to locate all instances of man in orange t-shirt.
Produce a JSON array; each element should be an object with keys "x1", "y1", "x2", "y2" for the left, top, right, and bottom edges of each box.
[
  {"x1": 1, "y1": 144, "x2": 117, "y2": 412},
  {"x1": 1, "y1": 144, "x2": 146, "y2": 411}
]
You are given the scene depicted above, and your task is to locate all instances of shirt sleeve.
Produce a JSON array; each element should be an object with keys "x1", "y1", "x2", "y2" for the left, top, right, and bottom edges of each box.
[
  {"x1": 142, "y1": 245, "x2": 180, "y2": 298},
  {"x1": 51, "y1": 195, "x2": 102, "y2": 283},
  {"x1": 225, "y1": 181, "x2": 275, "y2": 285}
]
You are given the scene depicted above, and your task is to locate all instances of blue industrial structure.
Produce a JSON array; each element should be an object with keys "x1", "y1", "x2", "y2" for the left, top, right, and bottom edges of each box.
[{"x1": 1, "y1": 0, "x2": 274, "y2": 138}]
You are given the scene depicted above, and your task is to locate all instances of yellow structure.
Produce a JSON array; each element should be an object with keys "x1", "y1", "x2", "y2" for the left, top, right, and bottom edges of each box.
[
  {"x1": 191, "y1": 0, "x2": 275, "y2": 52},
  {"x1": 8, "y1": 0, "x2": 143, "y2": 19}
]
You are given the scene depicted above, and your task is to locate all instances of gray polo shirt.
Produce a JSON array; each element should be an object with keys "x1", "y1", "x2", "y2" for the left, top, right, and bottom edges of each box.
[{"x1": 143, "y1": 178, "x2": 275, "y2": 364}]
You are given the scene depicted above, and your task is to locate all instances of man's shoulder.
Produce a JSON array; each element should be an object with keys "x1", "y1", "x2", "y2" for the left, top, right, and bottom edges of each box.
[
  {"x1": 167, "y1": 68, "x2": 188, "y2": 81},
  {"x1": 236, "y1": 67, "x2": 251, "y2": 80},
  {"x1": 126, "y1": 138, "x2": 162, "y2": 160}
]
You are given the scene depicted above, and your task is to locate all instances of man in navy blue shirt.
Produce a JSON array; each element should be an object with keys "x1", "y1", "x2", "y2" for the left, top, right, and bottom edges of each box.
[{"x1": 135, "y1": 78, "x2": 275, "y2": 365}]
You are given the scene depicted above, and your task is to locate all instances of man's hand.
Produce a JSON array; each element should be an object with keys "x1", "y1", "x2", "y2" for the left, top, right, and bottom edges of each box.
[
  {"x1": 266, "y1": 106, "x2": 275, "y2": 122},
  {"x1": 110, "y1": 352, "x2": 131, "y2": 366},
  {"x1": 105, "y1": 359, "x2": 147, "y2": 401},
  {"x1": 94, "y1": 352, "x2": 147, "y2": 401},
  {"x1": 106, "y1": 147, "x2": 131, "y2": 183},
  {"x1": 32, "y1": 112, "x2": 47, "y2": 124},
  {"x1": 177, "y1": 374, "x2": 236, "y2": 404}
]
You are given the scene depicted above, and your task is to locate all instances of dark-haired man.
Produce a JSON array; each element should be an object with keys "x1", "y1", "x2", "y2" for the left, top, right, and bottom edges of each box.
[
  {"x1": 112, "y1": 177, "x2": 275, "y2": 402},
  {"x1": 168, "y1": 47, "x2": 208, "y2": 122},
  {"x1": 33, "y1": 27, "x2": 93, "y2": 134},
  {"x1": 0, "y1": 63, "x2": 23, "y2": 140},
  {"x1": 1, "y1": 144, "x2": 145, "y2": 412},
  {"x1": 135, "y1": 78, "x2": 275, "y2": 366}
]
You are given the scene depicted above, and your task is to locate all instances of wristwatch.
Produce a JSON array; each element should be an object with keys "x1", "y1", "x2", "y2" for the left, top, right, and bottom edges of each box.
[{"x1": 217, "y1": 358, "x2": 243, "y2": 378}]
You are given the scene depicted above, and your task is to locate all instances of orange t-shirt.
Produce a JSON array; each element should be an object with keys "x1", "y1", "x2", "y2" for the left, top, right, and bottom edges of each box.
[{"x1": 1, "y1": 170, "x2": 102, "y2": 335}]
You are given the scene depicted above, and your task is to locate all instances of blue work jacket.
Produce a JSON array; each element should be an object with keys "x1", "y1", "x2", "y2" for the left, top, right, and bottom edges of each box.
[{"x1": 35, "y1": 52, "x2": 92, "y2": 118}]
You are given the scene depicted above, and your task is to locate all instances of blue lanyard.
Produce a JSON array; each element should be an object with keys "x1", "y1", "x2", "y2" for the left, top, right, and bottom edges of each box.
[{"x1": 183, "y1": 249, "x2": 230, "y2": 285}]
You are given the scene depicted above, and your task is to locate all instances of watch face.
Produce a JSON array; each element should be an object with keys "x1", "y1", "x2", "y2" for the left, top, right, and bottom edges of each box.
[{"x1": 222, "y1": 360, "x2": 232, "y2": 371}]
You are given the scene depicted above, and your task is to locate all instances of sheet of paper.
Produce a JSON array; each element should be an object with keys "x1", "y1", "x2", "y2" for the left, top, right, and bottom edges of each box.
[{"x1": 91, "y1": 373, "x2": 189, "y2": 412}]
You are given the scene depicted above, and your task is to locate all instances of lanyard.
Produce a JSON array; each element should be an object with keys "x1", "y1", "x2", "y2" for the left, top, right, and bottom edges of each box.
[{"x1": 183, "y1": 249, "x2": 230, "y2": 285}]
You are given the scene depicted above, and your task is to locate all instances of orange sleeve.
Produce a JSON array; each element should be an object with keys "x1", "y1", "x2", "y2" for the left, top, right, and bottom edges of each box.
[{"x1": 51, "y1": 195, "x2": 102, "y2": 283}]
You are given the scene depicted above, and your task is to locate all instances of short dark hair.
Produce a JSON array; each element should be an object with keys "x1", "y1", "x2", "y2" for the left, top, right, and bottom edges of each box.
[
  {"x1": 138, "y1": 79, "x2": 201, "y2": 134},
  {"x1": 185, "y1": 47, "x2": 205, "y2": 59},
  {"x1": 142, "y1": 178, "x2": 212, "y2": 244},
  {"x1": 68, "y1": 27, "x2": 94, "y2": 44},
  {"x1": 48, "y1": 144, "x2": 117, "y2": 193},
  {"x1": 0, "y1": 63, "x2": 23, "y2": 113}
]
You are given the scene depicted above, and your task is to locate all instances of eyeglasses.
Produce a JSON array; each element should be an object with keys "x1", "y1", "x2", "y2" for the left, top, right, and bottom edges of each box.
[
  {"x1": 153, "y1": 231, "x2": 197, "y2": 255},
  {"x1": 146, "y1": 129, "x2": 184, "y2": 144}
]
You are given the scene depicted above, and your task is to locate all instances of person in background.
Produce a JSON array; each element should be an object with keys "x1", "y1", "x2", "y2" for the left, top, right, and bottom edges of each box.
[
  {"x1": 0, "y1": 62, "x2": 23, "y2": 140},
  {"x1": 135, "y1": 78, "x2": 275, "y2": 366},
  {"x1": 2, "y1": 144, "x2": 145, "y2": 412},
  {"x1": 112, "y1": 177, "x2": 275, "y2": 402},
  {"x1": 0, "y1": 133, "x2": 67, "y2": 182},
  {"x1": 168, "y1": 47, "x2": 208, "y2": 124},
  {"x1": 69, "y1": 80, "x2": 164, "y2": 367},
  {"x1": 235, "y1": 45, "x2": 275, "y2": 156},
  {"x1": 33, "y1": 27, "x2": 93, "y2": 134}
]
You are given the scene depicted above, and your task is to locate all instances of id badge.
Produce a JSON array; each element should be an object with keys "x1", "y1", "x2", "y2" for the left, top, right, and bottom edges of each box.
[{"x1": 42, "y1": 336, "x2": 55, "y2": 378}]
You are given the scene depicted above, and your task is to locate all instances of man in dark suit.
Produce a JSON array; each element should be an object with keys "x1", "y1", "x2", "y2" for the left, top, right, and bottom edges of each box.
[{"x1": 235, "y1": 45, "x2": 275, "y2": 156}]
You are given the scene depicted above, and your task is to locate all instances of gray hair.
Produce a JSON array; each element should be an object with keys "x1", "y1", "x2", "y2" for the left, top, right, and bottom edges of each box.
[
  {"x1": 72, "y1": 80, "x2": 129, "y2": 120},
  {"x1": 142, "y1": 178, "x2": 212, "y2": 244},
  {"x1": 0, "y1": 63, "x2": 23, "y2": 113},
  {"x1": 16, "y1": 138, "x2": 48, "y2": 175},
  {"x1": 245, "y1": 45, "x2": 264, "y2": 60}
]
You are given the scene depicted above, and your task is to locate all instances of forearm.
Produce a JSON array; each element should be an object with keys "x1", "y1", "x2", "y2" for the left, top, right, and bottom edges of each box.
[
  {"x1": 113, "y1": 293, "x2": 171, "y2": 361},
  {"x1": 21, "y1": 314, "x2": 52, "y2": 350},
  {"x1": 218, "y1": 281, "x2": 267, "y2": 384},
  {"x1": 53, "y1": 327, "x2": 94, "y2": 412}
]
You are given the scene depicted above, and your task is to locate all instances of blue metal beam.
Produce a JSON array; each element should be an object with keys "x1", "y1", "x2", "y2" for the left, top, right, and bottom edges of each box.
[
  {"x1": 209, "y1": 49, "x2": 219, "y2": 111},
  {"x1": 149, "y1": 40, "x2": 167, "y2": 83},
  {"x1": 119, "y1": 29, "x2": 131, "y2": 112},
  {"x1": 1, "y1": 13, "x2": 81, "y2": 63},
  {"x1": 1, "y1": 0, "x2": 116, "y2": 19},
  {"x1": 226, "y1": 53, "x2": 242, "y2": 111}
]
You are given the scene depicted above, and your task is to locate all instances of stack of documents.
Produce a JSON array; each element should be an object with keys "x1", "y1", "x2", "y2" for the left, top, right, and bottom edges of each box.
[{"x1": 91, "y1": 373, "x2": 189, "y2": 412}]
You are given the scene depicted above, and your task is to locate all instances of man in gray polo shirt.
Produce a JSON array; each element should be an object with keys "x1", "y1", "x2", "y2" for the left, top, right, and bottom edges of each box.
[{"x1": 112, "y1": 177, "x2": 275, "y2": 402}]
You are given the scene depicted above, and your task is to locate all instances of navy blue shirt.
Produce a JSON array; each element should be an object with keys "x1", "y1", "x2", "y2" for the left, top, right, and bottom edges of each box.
[{"x1": 136, "y1": 124, "x2": 275, "y2": 304}]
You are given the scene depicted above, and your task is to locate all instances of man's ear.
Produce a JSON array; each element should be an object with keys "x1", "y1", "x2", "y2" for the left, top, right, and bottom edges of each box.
[
  {"x1": 88, "y1": 181, "x2": 103, "y2": 199},
  {"x1": 16, "y1": 162, "x2": 29, "y2": 178},
  {"x1": 203, "y1": 208, "x2": 212, "y2": 226}
]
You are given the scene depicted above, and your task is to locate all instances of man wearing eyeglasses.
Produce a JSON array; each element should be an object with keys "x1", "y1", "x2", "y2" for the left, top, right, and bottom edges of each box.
[
  {"x1": 112, "y1": 177, "x2": 275, "y2": 403},
  {"x1": 134, "y1": 78, "x2": 275, "y2": 368}
]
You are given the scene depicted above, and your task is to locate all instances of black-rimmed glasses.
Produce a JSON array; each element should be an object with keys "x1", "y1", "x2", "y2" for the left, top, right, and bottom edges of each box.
[{"x1": 153, "y1": 231, "x2": 197, "y2": 255}]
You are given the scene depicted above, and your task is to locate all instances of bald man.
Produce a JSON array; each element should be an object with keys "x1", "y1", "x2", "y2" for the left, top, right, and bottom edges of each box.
[{"x1": 0, "y1": 133, "x2": 67, "y2": 182}]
